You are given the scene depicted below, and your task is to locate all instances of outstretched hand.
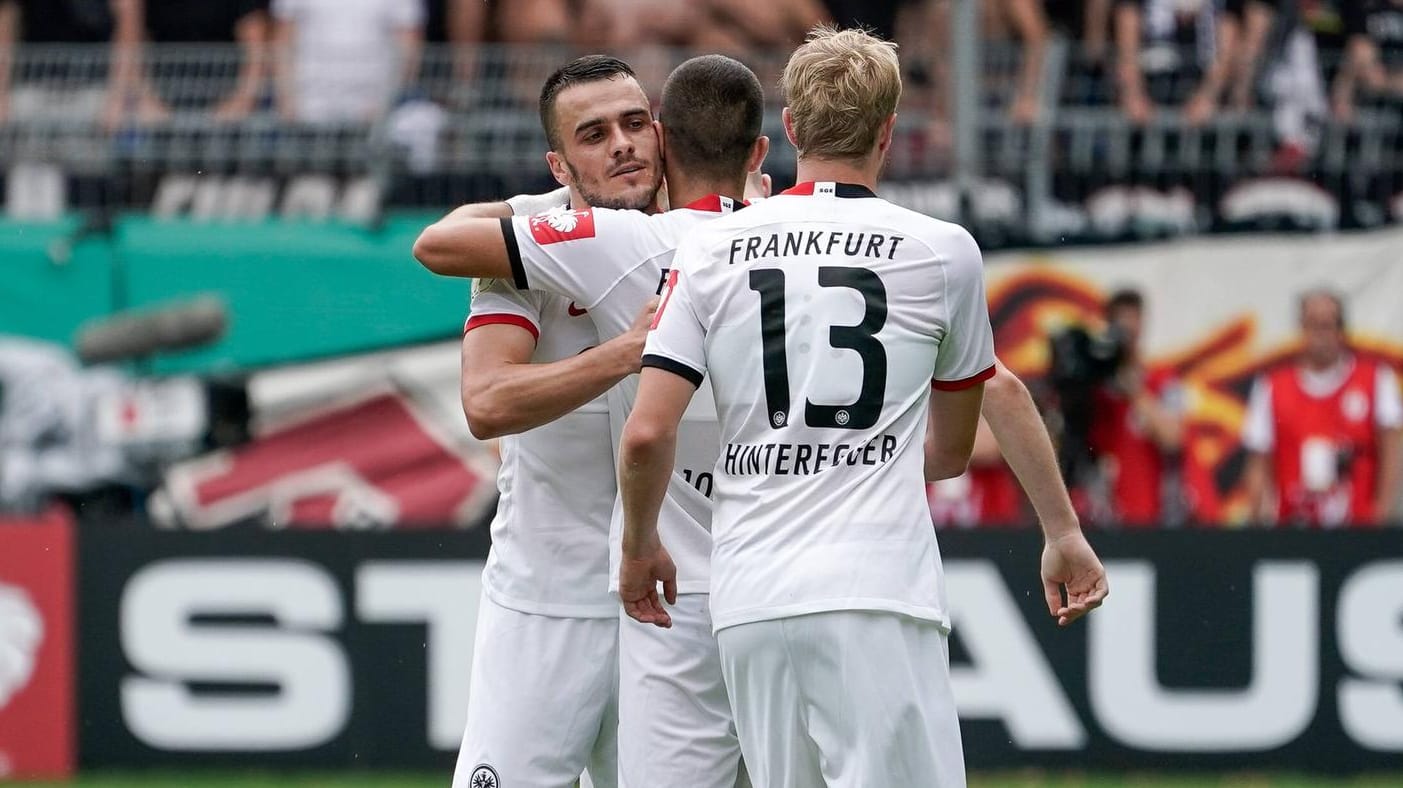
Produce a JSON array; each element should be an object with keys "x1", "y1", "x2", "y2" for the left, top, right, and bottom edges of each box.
[
  {"x1": 1041, "y1": 531, "x2": 1109, "y2": 627},
  {"x1": 619, "y1": 536, "x2": 678, "y2": 628}
]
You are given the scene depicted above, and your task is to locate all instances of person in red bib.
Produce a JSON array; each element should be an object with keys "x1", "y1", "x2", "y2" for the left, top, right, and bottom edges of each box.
[
  {"x1": 1087, "y1": 289, "x2": 1186, "y2": 527},
  {"x1": 1242, "y1": 290, "x2": 1403, "y2": 527}
]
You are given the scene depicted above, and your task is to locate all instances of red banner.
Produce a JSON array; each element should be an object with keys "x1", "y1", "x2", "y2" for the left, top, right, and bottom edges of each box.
[{"x1": 0, "y1": 508, "x2": 75, "y2": 780}]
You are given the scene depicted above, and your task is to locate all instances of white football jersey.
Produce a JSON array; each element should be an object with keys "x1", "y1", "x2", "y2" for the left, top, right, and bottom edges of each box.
[
  {"x1": 500, "y1": 196, "x2": 742, "y2": 593},
  {"x1": 644, "y1": 182, "x2": 997, "y2": 632},
  {"x1": 468, "y1": 280, "x2": 618, "y2": 617}
]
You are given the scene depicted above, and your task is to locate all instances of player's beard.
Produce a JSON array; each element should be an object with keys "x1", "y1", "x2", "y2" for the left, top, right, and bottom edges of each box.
[{"x1": 566, "y1": 159, "x2": 660, "y2": 211}]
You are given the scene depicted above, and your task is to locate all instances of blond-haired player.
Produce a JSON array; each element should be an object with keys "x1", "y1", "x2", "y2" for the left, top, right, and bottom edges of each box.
[{"x1": 619, "y1": 27, "x2": 1108, "y2": 786}]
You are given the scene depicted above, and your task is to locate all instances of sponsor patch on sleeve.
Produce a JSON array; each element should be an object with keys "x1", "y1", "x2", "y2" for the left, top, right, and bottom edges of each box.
[{"x1": 529, "y1": 208, "x2": 596, "y2": 245}]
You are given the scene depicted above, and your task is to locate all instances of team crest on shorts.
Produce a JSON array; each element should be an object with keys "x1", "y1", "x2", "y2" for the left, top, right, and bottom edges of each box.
[{"x1": 470, "y1": 764, "x2": 500, "y2": 788}]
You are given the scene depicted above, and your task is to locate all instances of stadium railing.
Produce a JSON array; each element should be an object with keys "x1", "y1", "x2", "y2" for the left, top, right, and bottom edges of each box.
[{"x1": 0, "y1": 43, "x2": 1398, "y2": 245}]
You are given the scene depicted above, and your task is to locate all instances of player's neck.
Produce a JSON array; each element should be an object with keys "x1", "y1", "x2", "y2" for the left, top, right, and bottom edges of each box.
[
  {"x1": 666, "y1": 173, "x2": 745, "y2": 210},
  {"x1": 795, "y1": 156, "x2": 880, "y2": 192}
]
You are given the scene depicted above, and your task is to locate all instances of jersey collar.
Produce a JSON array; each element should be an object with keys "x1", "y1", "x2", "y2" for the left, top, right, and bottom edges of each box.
[
  {"x1": 681, "y1": 194, "x2": 745, "y2": 213},
  {"x1": 780, "y1": 181, "x2": 878, "y2": 198}
]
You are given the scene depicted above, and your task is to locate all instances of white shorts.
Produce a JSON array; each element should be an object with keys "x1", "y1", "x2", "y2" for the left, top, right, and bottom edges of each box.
[
  {"x1": 453, "y1": 593, "x2": 619, "y2": 788},
  {"x1": 618, "y1": 594, "x2": 749, "y2": 788},
  {"x1": 717, "y1": 611, "x2": 965, "y2": 788}
]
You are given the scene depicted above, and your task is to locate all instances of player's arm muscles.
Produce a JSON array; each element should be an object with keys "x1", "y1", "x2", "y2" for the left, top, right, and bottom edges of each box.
[
  {"x1": 618, "y1": 368, "x2": 695, "y2": 626},
  {"x1": 925, "y1": 383, "x2": 986, "y2": 481},
  {"x1": 413, "y1": 188, "x2": 568, "y2": 278},
  {"x1": 979, "y1": 358, "x2": 1079, "y2": 538},
  {"x1": 982, "y1": 358, "x2": 1108, "y2": 625},
  {"x1": 460, "y1": 321, "x2": 640, "y2": 440}
]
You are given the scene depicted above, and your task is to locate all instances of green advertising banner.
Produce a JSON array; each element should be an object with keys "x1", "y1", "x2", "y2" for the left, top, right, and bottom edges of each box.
[{"x1": 1, "y1": 213, "x2": 470, "y2": 373}]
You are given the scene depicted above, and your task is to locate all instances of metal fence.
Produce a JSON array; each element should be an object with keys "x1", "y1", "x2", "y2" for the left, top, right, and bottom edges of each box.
[{"x1": 1, "y1": 40, "x2": 1399, "y2": 245}]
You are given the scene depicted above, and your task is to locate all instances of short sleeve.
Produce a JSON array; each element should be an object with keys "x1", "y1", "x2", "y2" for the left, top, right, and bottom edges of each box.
[
  {"x1": 931, "y1": 229, "x2": 996, "y2": 390},
  {"x1": 1241, "y1": 376, "x2": 1275, "y2": 453},
  {"x1": 1376, "y1": 364, "x2": 1403, "y2": 429},
  {"x1": 501, "y1": 207, "x2": 644, "y2": 308},
  {"x1": 464, "y1": 278, "x2": 543, "y2": 341},
  {"x1": 641, "y1": 254, "x2": 707, "y2": 388}
]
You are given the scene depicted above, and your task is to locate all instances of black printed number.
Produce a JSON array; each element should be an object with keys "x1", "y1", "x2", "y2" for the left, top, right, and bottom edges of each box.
[
  {"x1": 681, "y1": 469, "x2": 714, "y2": 498},
  {"x1": 747, "y1": 267, "x2": 888, "y2": 430}
]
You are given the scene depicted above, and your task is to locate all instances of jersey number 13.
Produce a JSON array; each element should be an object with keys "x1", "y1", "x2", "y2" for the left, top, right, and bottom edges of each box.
[{"x1": 748, "y1": 267, "x2": 887, "y2": 431}]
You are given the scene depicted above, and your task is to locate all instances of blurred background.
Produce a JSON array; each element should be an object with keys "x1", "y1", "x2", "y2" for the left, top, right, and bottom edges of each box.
[{"x1": 0, "y1": 0, "x2": 1400, "y2": 785}]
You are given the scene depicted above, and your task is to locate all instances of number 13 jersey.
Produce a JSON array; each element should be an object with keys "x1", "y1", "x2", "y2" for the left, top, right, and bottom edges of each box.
[{"x1": 644, "y1": 182, "x2": 996, "y2": 632}]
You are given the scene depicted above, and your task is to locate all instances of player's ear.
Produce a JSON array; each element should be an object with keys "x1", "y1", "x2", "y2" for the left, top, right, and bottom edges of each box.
[
  {"x1": 782, "y1": 107, "x2": 800, "y2": 151},
  {"x1": 545, "y1": 150, "x2": 572, "y2": 188},
  {"x1": 654, "y1": 120, "x2": 668, "y2": 162},
  {"x1": 746, "y1": 135, "x2": 770, "y2": 174},
  {"x1": 876, "y1": 113, "x2": 898, "y2": 157}
]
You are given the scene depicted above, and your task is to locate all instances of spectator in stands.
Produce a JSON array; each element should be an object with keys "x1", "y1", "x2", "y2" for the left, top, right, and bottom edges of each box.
[
  {"x1": 1087, "y1": 288, "x2": 1186, "y2": 526},
  {"x1": 1331, "y1": 0, "x2": 1403, "y2": 121},
  {"x1": 984, "y1": 0, "x2": 1052, "y2": 124},
  {"x1": 1268, "y1": 0, "x2": 1389, "y2": 167},
  {"x1": 1111, "y1": 0, "x2": 1270, "y2": 125},
  {"x1": 1242, "y1": 290, "x2": 1403, "y2": 526},
  {"x1": 0, "y1": 0, "x2": 141, "y2": 127},
  {"x1": 693, "y1": 0, "x2": 829, "y2": 51},
  {"x1": 1184, "y1": 0, "x2": 1278, "y2": 124},
  {"x1": 824, "y1": 0, "x2": 894, "y2": 37},
  {"x1": 126, "y1": 0, "x2": 271, "y2": 121},
  {"x1": 272, "y1": 0, "x2": 424, "y2": 124}
]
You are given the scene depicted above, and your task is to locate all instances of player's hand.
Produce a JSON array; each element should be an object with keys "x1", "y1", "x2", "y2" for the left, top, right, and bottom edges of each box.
[
  {"x1": 1041, "y1": 531, "x2": 1108, "y2": 627},
  {"x1": 619, "y1": 534, "x2": 677, "y2": 628},
  {"x1": 615, "y1": 296, "x2": 660, "y2": 374}
]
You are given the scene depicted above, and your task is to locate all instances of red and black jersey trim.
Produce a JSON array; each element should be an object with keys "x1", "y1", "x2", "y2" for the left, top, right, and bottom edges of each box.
[
  {"x1": 642, "y1": 354, "x2": 704, "y2": 388},
  {"x1": 498, "y1": 217, "x2": 529, "y2": 290},
  {"x1": 780, "y1": 182, "x2": 878, "y2": 199},
  {"x1": 681, "y1": 194, "x2": 747, "y2": 212},
  {"x1": 464, "y1": 313, "x2": 540, "y2": 340},
  {"x1": 932, "y1": 364, "x2": 997, "y2": 391}
]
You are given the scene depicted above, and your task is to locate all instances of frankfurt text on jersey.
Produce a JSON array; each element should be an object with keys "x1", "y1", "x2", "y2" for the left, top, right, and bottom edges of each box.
[{"x1": 729, "y1": 231, "x2": 906, "y2": 265}]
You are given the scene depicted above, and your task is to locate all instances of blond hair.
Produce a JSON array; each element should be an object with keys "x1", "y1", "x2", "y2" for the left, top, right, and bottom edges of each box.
[{"x1": 781, "y1": 25, "x2": 902, "y2": 161}]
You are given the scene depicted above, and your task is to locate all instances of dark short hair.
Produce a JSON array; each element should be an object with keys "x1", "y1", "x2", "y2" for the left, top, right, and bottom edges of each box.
[
  {"x1": 1299, "y1": 288, "x2": 1347, "y2": 329},
  {"x1": 539, "y1": 55, "x2": 638, "y2": 150},
  {"x1": 1105, "y1": 288, "x2": 1144, "y2": 316},
  {"x1": 659, "y1": 55, "x2": 765, "y2": 182}
]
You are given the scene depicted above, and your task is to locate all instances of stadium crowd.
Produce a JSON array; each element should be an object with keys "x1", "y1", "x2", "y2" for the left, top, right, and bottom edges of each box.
[{"x1": 0, "y1": 1, "x2": 1399, "y2": 137}]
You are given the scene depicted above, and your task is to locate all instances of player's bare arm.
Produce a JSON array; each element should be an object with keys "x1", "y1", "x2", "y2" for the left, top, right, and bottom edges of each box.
[
  {"x1": 925, "y1": 384, "x2": 986, "y2": 480},
  {"x1": 412, "y1": 212, "x2": 516, "y2": 280},
  {"x1": 978, "y1": 359, "x2": 1108, "y2": 626},
  {"x1": 438, "y1": 187, "x2": 572, "y2": 224},
  {"x1": 617, "y1": 367, "x2": 698, "y2": 629},
  {"x1": 461, "y1": 298, "x2": 658, "y2": 439},
  {"x1": 413, "y1": 184, "x2": 577, "y2": 278}
]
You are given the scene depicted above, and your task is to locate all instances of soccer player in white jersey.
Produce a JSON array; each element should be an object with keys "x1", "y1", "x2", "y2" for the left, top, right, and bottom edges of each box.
[
  {"x1": 440, "y1": 56, "x2": 665, "y2": 788},
  {"x1": 618, "y1": 27, "x2": 1109, "y2": 786},
  {"x1": 416, "y1": 56, "x2": 769, "y2": 788}
]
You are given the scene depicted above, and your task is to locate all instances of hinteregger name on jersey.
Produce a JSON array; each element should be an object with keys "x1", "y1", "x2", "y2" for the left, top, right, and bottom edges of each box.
[
  {"x1": 723, "y1": 434, "x2": 898, "y2": 476},
  {"x1": 728, "y1": 231, "x2": 907, "y2": 265}
]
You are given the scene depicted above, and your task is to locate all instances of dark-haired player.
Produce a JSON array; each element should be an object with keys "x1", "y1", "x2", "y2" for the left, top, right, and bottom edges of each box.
[
  {"x1": 440, "y1": 55, "x2": 662, "y2": 788},
  {"x1": 416, "y1": 53, "x2": 768, "y2": 788}
]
